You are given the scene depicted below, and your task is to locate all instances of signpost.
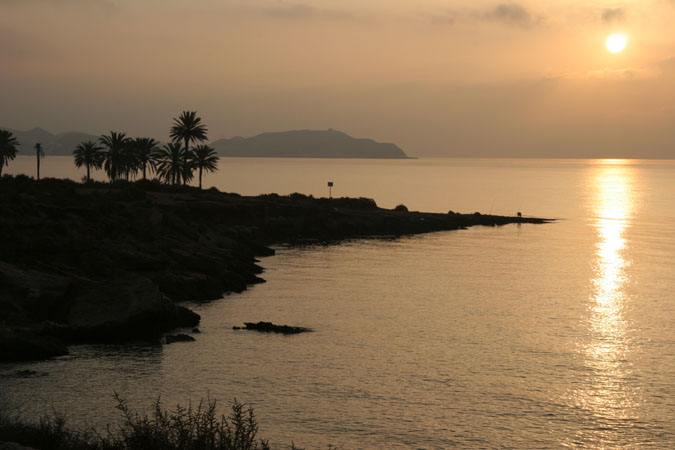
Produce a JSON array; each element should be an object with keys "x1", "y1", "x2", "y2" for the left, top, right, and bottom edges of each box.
[{"x1": 327, "y1": 181, "x2": 334, "y2": 199}]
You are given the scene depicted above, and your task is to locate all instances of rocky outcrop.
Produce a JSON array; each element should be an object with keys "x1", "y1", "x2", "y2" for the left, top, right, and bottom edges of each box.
[{"x1": 0, "y1": 176, "x2": 549, "y2": 361}]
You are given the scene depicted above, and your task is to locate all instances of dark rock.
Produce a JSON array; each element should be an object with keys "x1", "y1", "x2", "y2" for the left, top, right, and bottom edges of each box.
[
  {"x1": 0, "y1": 262, "x2": 74, "y2": 323},
  {"x1": 155, "y1": 271, "x2": 224, "y2": 302},
  {"x1": 247, "y1": 241, "x2": 275, "y2": 257},
  {"x1": 0, "y1": 442, "x2": 40, "y2": 450},
  {"x1": 165, "y1": 333, "x2": 195, "y2": 344},
  {"x1": 394, "y1": 204, "x2": 408, "y2": 212},
  {"x1": 219, "y1": 270, "x2": 248, "y2": 293},
  {"x1": 0, "y1": 327, "x2": 68, "y2": 361},
  {"x1": 238, "y1": 321, "x2": 312, "y2": 335},
  {"x1": 66, "y1": 274, "x2": 200, "y2": 342},
  {"x1": 0, "y1": 263, "x2": 72, "y2": 301},
  {"x1": 13, "y1": 369, "x2": 48, "y2": 378}
]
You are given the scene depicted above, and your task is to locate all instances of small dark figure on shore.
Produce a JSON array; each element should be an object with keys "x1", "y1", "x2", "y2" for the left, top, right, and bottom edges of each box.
[{"x1": 517, "y1": 212, "x2": 522, "y2": 218}]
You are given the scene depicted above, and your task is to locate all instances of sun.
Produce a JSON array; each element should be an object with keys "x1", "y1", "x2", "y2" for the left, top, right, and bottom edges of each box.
[{"x1": 606, "y1": 34, "x2": 627, "y2": 54}]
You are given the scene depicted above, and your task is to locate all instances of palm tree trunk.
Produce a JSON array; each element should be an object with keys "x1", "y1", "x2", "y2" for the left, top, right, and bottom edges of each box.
[
  {"x1": 143, "y1": 163, "x2": 147, "y2": 180},
  {"x1": 199, "y1": 167, "x2": 203, "y2": 189},
  {"x1": 37, "y1": 154, "x2": 40, "y2": 181},
  {"x1": 87, "y1": 164, "x2": 91, "y2": 182},
  {"x1": 183, "y1": 137, "x2": 189, "y2": 186}
]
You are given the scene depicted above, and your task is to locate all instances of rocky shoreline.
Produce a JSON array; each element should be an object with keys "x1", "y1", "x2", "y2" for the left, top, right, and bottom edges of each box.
[{"x1": 0, "y1": 176, "x2": 550, "y2": 361}]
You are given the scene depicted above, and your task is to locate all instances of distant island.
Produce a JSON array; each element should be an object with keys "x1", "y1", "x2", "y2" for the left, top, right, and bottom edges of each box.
[
  {"x1": 5, "y1": 127, "x2": 411, "y2": 159},
  {"x1": 211, "y1": 129, "x2": 411, "y2": 159}
]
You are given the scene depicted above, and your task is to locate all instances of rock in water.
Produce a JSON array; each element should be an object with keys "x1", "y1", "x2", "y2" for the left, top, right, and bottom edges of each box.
[{"x1": 236, "y1": 321, "x2": 312, "y2": 334}]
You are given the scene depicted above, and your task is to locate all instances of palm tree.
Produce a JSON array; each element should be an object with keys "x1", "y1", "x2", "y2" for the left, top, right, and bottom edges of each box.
[
  {"x1": 190, "y1": 144, "x2": 219, "y2": 189},
  {"x1": 169, "y1": 111, "x2": 208, "y2": 185},
  {"x1": 34, "y1": 142, "x2": 45, "y2": 181},
  {"x1": 154, "y1": 142, "x2": 186, "y2": 186},
  {"x1": 120, "y1": 140, "x2": 139, "y2": 181},
  {"x1": 99, "y1": 131, "x2": 130, "y2": 182},
  {"x1": 133, "y1": 137, "x2": 160, "y2": 180},
  {"x1": 0, "y1": 130, "x2": 20, "y2": 177},
  {"x1": 73, "y1": 141, "x2": 104, "y2": 182}
]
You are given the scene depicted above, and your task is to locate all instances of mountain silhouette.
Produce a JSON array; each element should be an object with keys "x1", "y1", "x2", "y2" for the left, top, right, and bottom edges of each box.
[
  {"x1": 4, "y1": 127, "x2": 100, "y2": 156},
  {"x1": 2, "y1": 127, "x2": 410, "y2": 159},
  {"x1": 211, "y1": 129, "x2": 410, "y2": 159}
]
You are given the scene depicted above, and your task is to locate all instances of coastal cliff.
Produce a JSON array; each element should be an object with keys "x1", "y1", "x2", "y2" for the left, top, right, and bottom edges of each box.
[{"x1": 0, "y1": 176, "x2": 548, "y2": 361}]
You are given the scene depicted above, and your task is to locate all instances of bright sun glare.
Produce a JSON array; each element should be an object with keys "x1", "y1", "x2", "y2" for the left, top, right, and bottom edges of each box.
[{"x1": 606, "y1": 34, "x2": 627, "y2": 53}]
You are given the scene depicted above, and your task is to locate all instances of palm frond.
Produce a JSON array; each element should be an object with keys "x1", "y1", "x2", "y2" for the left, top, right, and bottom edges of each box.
[
  {"x1": 0, "y1": 129, "x2": 20, "y2": 169},
  {"x1": 169, "y1": 110, "x2": 208, "y2": 145},
  {"x1": 154, "y1": 142, "x2": 187, "y2": 185},
  {"x1": 190, "y1": 144, "x2": 220, "y2": 172}
]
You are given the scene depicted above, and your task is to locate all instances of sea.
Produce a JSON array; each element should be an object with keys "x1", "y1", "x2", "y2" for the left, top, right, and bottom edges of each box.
[{"x1": 2, "y1": 156, "x2": 675, "y2": 449}]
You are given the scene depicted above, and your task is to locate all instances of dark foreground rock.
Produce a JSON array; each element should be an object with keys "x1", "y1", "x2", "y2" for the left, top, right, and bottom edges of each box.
[
  {"x1": 0, "y1": 442, "x2": 39, "y2": 450},
  {"x1": 66, "y1": 274, "x2": 200, "y2": 342},
  {"x1": 234, "y1": 322, "x2": 312, "y2": 334},
  {"x1": 0, "y1": 328, "x2": 68, "y2": 361},
  {"x1": 0, "y1": 176, "x2": 550, "y2": 361}
]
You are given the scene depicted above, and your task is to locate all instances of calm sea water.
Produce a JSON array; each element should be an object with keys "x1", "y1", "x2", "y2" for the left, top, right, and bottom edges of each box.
[{"x1": 3, "y1": 157, "x2": 675, "y2": 449}]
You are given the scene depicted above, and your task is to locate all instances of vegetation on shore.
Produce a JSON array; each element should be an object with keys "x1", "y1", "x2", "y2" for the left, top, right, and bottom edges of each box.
[
  {"x1": 0, "y1": 110, "x2": 220, "y2": 189},
  {"x1": 0, "y1": 396, "x2": 290, "y2": 450}
]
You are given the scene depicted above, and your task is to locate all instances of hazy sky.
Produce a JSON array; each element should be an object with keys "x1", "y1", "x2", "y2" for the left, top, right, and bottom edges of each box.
[{"x1": 2, "y1": 0, "x2": 675, "y2": 157}]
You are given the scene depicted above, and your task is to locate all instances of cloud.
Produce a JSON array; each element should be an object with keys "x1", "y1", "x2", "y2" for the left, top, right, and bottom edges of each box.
[
  {"x1": 429, "y1": 14, "x2": 456, "y2": 26},
  {"x1": 483, "y1": 3, "x2": 539, "y2": 27},
  {"x1": 659, "y1": 57, "x2": 675, "y2": 71},
  {"x1": 0, "y1": 0, "x2": 117, "y2": 6},
  {"x1": 581, "y1": 58, "x2": 675, "y2": 81},
  {"x1": 262, "y1": 3, "x2": 356, "y2": 21},
  {"x1": 601, "y1": 8, "x2": 625, "y2": 23},
  {"x1": 428, "y1": 3, "x2": 540, "y2": 28},
  {"x1": 0, "y1": 0, "x2": 119, "y2": 13},
  {"x1": 586, "y1": 67, "x2": 655, "y2": 80},
  {"x1": 0, "y1": 25, "x2": 52, "y2": 59}
]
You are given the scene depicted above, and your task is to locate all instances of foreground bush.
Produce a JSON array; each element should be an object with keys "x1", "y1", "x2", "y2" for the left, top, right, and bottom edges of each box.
[{"x1": 0, "y1": 395, "x2": 278, "y2": 450}]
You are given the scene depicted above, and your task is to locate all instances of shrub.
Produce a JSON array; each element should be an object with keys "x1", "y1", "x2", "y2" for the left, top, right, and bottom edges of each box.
[
  {"x1": 0, "y1": 395, "x2": 276, "y2": 450},
  {"x1": 288, "y1": 192, "x2": 313, "y2": 201},
  {"x1": 316, "y1": 197, "x2": 377, "y2": 210},
  {"x1": 393, "y1": 204, "x2": 408, "y2": 212}
]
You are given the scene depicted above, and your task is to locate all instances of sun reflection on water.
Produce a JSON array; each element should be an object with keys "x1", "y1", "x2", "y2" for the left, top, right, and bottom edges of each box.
[{"x1": 569, "y1": 161, "x2": 639, "y2": 446}]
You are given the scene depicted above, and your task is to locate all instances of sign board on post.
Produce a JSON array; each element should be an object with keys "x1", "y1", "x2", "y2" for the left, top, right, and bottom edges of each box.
[{"x1": 327, "y1": 181, "x2": 334, "y2": 198}]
